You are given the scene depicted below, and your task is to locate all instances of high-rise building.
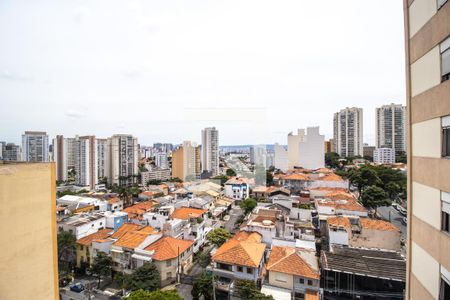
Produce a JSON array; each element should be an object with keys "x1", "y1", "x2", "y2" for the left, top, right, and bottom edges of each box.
[
  {"x1": 274, "y1": 143, "x2": 288, "y2": 172},
  {"x1": 375, "y1": 103, "x2": 406, "y2": 153},
  {"x1": 75, "y1": 136, "x2": 98, "y2": 189},
  {"x1": 107, "y1": 134, "x2": 138, "y2": 186},
  {"x1": 52, "y1": 135, "x2": 68, "y2": 182},
  {"x1": 155, "y1": 152, "x2": 169, "y2": 169},
  {"x1": 0, "y1": 162, "x2": 58, "y2": 300},
  {"x1": 373, "y1": 147, "x2": 396, "y2": 165},
  {"x1": 0, "y1": 142, "x2": 21, "y2": 161},
  {"x1": 324, "y1": 139, "x2": 333, "y2": 153},
  {"x1": 333, "y1": 107, "x2": 363, "y2": 157},
  {"x1": 404, "y1": 1, "x2": 450, "y2": 298},
  {"x1": 298, "y1": 127, "x2": 325, "y2": 170},
  {"x1": 171, "y1": 141, "x2": 198, "y2": 181},
  {"x1": 287, "y1": 129, "x2": 305, "y2": 169},
  {"x1": 97, "y1": 138, "x2": 108, "y2": 182},
  {"x1": 21, "y1": 131, "x2": 49, "y2": 162},
  {"x1": 201, "y1": 127, "x2": 219, "y2": 176}
]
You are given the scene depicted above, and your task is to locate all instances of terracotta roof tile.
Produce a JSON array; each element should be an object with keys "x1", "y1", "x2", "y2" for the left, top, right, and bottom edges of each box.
[
  {"x1": 327, "y1": 216, "x2": 351, "y2": 228},
  {"x1": 113, "y1": 226, "x2": 158, "y2": 249},
  {"x1": 360, "y1": 218, "x2": 399, "y2": 231},
  {"x1": 111, "y1": 223, "x2": 142, "y2": 239},
  {"x1": 266, "y1": 246, "x2": 319, "y2": 279},
  {"x1": 77, "y1": 229, "x2": 113, "y2": 246},
  {"x1": 144, "y1": 237, "x2": 193, "y2": 261},
  {"x1": 170, "y1": 207, "x2": 207, "y2": 220},
  {"x1": 284, "y1": 173, "x2": 310, "y2": 181}
]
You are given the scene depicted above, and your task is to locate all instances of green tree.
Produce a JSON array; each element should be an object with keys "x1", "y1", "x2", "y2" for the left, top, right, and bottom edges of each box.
[
  {"x1": 170, "y1": 177, "x2": 183, "y2": 183},
  {"x1": 195, "y1": 251, "x2": 211, "y2": 268},
  {"x1": 212, "y1": 175, "x2": 229, "y2": 185},
  {"x1": 385, "y1": 182, "x2": 401, "y2": 201},
  {"x1": 235, "y1": 280, "x2": 274, "y2": 300},
  {"x1": 240, "y1": 198, "x2": 257, "y2": 215},
  {"x1": 206, "y1": 228, "x2": 232, "y2": 247},
  {"x1": 90, "y1": 252, "x2": 112, "y2": 288},
  {"x1": 146, "y1": 179, "x2": 162, "y2": 186},
  {"x1": 325, "y1": 152, "x2": 340, "y2": 168},
  {"x1": 125, "y1": 263, "x2": 161, "y2": 292},
  {"x1": 226, "y1": 168, "x2": 237, "y2": 177},
  {"x1": 126, "y1": 289, "x2": 183, "y2": 300},
  {"x1": 266, "y1": 171, "x2": 274, "y2": 186},
  {"x1": 396, "y1": 151, "x2": 407, "y2": 163},
  {"x1": 191, "y1": 272, "x2": 213, "y2": 300},
  {"x1": 348, "y1": 166, "x2": 381, "y2": 196},
  {"x1": 361, "y1": 185, "x2": 391, "y2": 214},
  {"x1": 57, "y1": 231, "x2": 76, "y2": 272}
]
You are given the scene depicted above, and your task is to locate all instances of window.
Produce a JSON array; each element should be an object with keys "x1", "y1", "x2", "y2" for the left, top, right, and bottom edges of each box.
[
  {"x1": 308, "y1": 280, "x2": 313, "y2": 286},
  {"x1": 167, "y1": 272, "x2": 172, "y2": 279},
  {"x1": 294, "y1": 292, "x2": 305, "y2": 300},
  {"x1": 442, "y1": 192, "x2": 450, "y2": 233},
  {"x1": 299, "y1": 278, "x2": 305, "y2": 284},
  {"x1": 166, "y1": 260, "x2": 172, "y2": 267},
  {"x1": 443, "y1": 116, "x2": 450, "y2": 157},
  {"x1": 247, "y1": 268, "x2": 254, "y2": 274},
  {"x1": 440, "y1": 266, "x2": 450, "y2": 300},
  {"x1": 438, "y1": 0, "x2": 448, "y2": 9},
  {"x1": 80, "y1": 245, "x2": 84, "y2": 251},
  {"x1": 237, "y1": 266, "x2": 243, "y2": 272},
  {"x1": 441, "y1": 37, "x2": 450, "y2": 82}
]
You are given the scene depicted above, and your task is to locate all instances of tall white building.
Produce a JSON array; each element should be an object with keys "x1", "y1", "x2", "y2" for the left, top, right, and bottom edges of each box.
[
  {"x1": 201, "y1": 127, "x2": 219, "y2": 176},
  {"x1": 155, "y1": 152, "x2": 169, "y2": 169},
  {"x1": 97, "y1": 138, "x2": 108, "y2": 182},
  {"x1": 375, "y1": 103, "x2": 406, "y2": 153},
  {"x1": 274, "y1": 143, "x2": 288, "y2": 172},
  {"x1": 107, "y1": 134, "x2": 139, "y2": 186},
  {"x1": 53, "y1": 135, "x2": 68, "y2": 182},
  {"x1": 75, "y1": 136, "x2": 98, "y2": 189},
  {"x1": 22, "y1": 131, "x2": 49, "y2": 162},
  {"x1": 333, "y1": 107, "x2": 363, "y2": 157},
  {"x1": 298, "y1": 127, "x2": 325, "y2": 170},
  {"x1": 287, "y1": 129, "x2": 305, "y2": 169}
]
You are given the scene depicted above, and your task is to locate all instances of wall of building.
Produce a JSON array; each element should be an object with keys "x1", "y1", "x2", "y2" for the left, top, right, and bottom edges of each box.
[
  {"x1": 0, "y1": 162, "x2": 58, "y2": 300},
  {"x1": 268, "y1": 271, "x2": 293, "y2": 290}
]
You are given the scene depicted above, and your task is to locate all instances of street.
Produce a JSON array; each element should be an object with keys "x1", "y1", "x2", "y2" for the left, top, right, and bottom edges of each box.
[
  {"x1": 224, "y1": 206, "x2": 243, "y2": 232},
  {"x1": 377, "y1": 205, "x2": 407, "y2": 239}
]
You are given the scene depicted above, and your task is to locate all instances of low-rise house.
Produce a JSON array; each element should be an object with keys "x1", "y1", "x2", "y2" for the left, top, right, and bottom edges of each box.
[
  {"x1": 111, "y1": 226, "x2": 162, "y2": 274},
  {"x1": 321, "y1": 246, "x2": 406, "y2": 299},
  {"x1": 252, "y1": 186, "x2": 291, "y2": 200},
  {"x1": 104, "y1": 211, "x2": 128, "y2": 231},
  {"x1": 264, "y1": 246, "x2": 320, "y2": 300},
  {"x1": 123, "y1": 200, "x2": 158, "y2": 224},
  {"x1": 224, "y1": 177, "x2": 249, "y2": 201},
  {"x1": 170, "y1": 207, "x2": 208, "y2": 253},
  {"x1": 143, "y1": 237, "x2": 194, "y2": 286},
  {"x1": 58, "y1": 213, "x2": 107, "y2": 239},
  {"x1": 241, "y1": 208, "x2": 279, "y2": 244},
  {"x1": 327, "y1": 216, "x2": 401, "y2": 251},
  {"x1": 282, "y1": 171, "x2": 349, "y2": 193},
  {"x1": 314, "y1": 191, "x2": 368, "y2": 218},
  {"x1": 211, "y1": 231, "x2": 266, "y2": 293},
  {"x1": 76, "y1": 228, "x2": 113, "y2": 268},
  {"x1": 143, "y1": 206, "x2": 174, "y2": 230}
]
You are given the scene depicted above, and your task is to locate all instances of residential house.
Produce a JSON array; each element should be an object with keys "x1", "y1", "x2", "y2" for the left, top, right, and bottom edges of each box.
[
  {"x1": 252, "y1": 186, "x2": 291, "y2": 200},
  {"x1": 76, "y1": 228, "x2": 112, "y2": 268},
  {"x1": 123, "y1": 200, "x2": 158, "y2": 224},
  {"x1": 282, "y1": 171, "x2": 349, "y2": 193},
  {"x1": 170, "y1": 207, "x2": 208, "y2": 253},
  {"x1": 211, "y1": 231, "x2": 266, "y2": 293},
  {"x1": 143, "y1": 237, "x2": 194, "y2": 286},
  {"x1": 224, "y1": 177, "x2": 249, "y2": 201},
  {"x1": 264, "y1": 246, "x2": 320, "y2": 300},
  {"x1": 58, "y1": 213, "x2": 106, "y2": 239}
]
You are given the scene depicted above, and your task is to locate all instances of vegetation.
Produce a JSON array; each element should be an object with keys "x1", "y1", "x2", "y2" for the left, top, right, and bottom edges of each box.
[
  {"x1": 240, "y1": 198, "x2": 257, "y2": 215},
  {"x1": 90, "y1": 252, "x2": 112, "y2": 288},
  {"x1": 146, "y1": 179, "x2": 162, "y2": 186},
  {"x1": 57, "y1": 231, "x2": 76, "y2": 273},
  {"x1": 170, "y1": 177, "x2": 183, "y2": 183},
  {"x1": 361, "y1": 186, "x2": 391, "y2": 214},
  {"x1": 56, "y1": 189, "x2": 89, "y2": 198},
  {"x1": 211, "y1": 175, "x2": 229, "y2": 185},
  {"x1": 396, "y1": 151, "x2": 407, "y2": 163},
  {"x1": 325, "y1": 152, "x2": 341, "y2": 169},
  {"x1": 266, "y1": 171, "x2": 274, "y2": 186},
  {"x1": 235, "y1": 280, "x2": 274, "y2": 300},
  {"x1": 126, "y1": 289, "x2": 183, "y2": 300},
  {"x1": 234, "y1": 214, "x2": 246, "y2": 228},
  {"x1": 226, "y1": 168, "x2": 237, "y2": 177},
  {"x1": 206, "y1": 228, "x2": 232, "y2": 247},
  {"x1": 191, "y1": 272, "x2": 214, "y2": 300},
  {"x1": 194, "y1": 251, "x2": 211, "y2": 268},
  {"x1": 125, "y1": 263, "x2": 161, "y2": 292}
]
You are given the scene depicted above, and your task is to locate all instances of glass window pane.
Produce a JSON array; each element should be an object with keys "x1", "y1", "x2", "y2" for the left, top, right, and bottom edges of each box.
[{"x1": 442, "y1": 49, "x2": 450, "y2": 77}]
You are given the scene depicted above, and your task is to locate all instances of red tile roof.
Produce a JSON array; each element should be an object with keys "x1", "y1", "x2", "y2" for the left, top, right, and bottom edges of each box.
[{"x1": 144, "y1": 237, "x2": 193, "y2": 261}]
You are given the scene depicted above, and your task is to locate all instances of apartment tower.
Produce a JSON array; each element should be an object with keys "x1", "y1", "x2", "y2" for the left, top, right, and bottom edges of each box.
[
  {"x1": 333, "y1": 107, "x2": 363, "y2": 157},
  {"x1": 171, "y1": 141, "x2": 198, "y2": 181},
  {"x1": 75, "y1": 136, "x2": 98, "y2": 189},
  {"x1": 201, "y1": 127, "x2": 219, "y2": 176},
  {"x1": 21, "y1": 131, "x2": 49, "y2": 162},
  {"x1": 107, "y1": 134, "x2": 138, "y2": 186},
  {"x1": 404, "y1": 0, "x2": 450, "y2": 298},
  {"x1": 375, "y1": 103, "x2": 407, "y2": 153}
]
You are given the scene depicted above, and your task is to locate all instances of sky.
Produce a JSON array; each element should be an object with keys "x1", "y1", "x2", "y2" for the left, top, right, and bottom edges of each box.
[{"x1": 0, "y1": 0, "x2": 406, "y2": 146}]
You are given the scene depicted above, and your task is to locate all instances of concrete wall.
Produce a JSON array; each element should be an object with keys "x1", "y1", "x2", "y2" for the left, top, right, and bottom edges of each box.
[
  {"x1": 0, "y1": 162, "x2": 58, "y2": 300},
  {"x1": 268, "y1": 271, "x2": 293, "y2": 290}
]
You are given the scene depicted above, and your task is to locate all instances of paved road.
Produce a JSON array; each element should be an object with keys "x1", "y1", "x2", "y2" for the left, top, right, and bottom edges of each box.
[
  {"x1": 176, "y1": 284, "x2": 193, "y2": 300},
  {"x1": 224, "y1": 206, "x2": 243, "y2": 233},
  {"x1": 378, "y1": 206, "x2": 407, "y2": 239}
]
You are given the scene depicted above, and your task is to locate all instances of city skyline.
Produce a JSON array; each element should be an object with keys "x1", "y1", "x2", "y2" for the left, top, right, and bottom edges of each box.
[{"x1": 0, "y1": 0, "x2": 406, "y2": 145}]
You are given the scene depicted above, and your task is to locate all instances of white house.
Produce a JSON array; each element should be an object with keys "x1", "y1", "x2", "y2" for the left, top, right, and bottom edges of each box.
[{"x1": 224, "y1": 177, "x2": 249, "y2": 201}]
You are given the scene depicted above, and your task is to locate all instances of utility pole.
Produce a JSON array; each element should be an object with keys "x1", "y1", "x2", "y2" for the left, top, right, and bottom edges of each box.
[{"x1": 177, "y1": 246, "x2": 180, "y2": 284}]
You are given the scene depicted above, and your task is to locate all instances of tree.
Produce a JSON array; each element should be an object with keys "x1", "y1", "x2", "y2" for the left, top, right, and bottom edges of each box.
[
  {"x1": 127, "y1": 289, "x2": 183, "y2": 300},
  {"x1": 266, "y1": 171, "x2": 274, "y2": 186},
  {"x1": 235, "y1": 280, "x2": 274, "y2": 300},
  {"x1": 170, "y1": 177, "x2": 183, "y2": 183},
  {"x1": 325, "y1": 152, "x2": 340, "y2": 169},
  {"x1": 348, "y1": 166, "x2": 381, "y2": 197},
  {"x1": 57, "y1": 231, "x2": 76, "y2": 272},
  {"x1": 90, "y1": 252, "x2": 112, "y2": 288},
  {"x1": 396, "y1": 151, "x2": 407, "y2": 163},
  {"x1": 211, "y1": 175, "x2": 229, "y2": 185},
  {"x1": 226, "y1": 168, "x2": 237, "y2": 177},
  {"x1": 125, "y1": 263, "x2": 161, "y2": 292},
  {"x1": 240, "y1": 198, "x2": 257, "y2": 215},
  {"x1": 206, "y1": 228, "x2": 232, "y2": 247},
  {"x1": 195, "y1": 251, "x2": 211, "y2": 268},
  {"x1": 191, "y1": 272, "x2": 213, "y2": 300},
  {"x1": 146, "y1": 179, "x2": 162, "y2": 186},
  {"x1": 361, "y1": 186, "x2": 391, "y2": 214}
]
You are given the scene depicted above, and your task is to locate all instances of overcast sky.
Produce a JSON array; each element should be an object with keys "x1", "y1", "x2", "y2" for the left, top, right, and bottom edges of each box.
[{"x1": 0, "y1": 0, "x2": 406, "y2": 146}]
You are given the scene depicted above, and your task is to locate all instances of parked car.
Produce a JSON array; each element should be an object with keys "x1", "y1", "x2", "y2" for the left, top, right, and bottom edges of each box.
[
  {"x1": 398, "y1": 207, "x2": 407, "y2": 216},
  {"x1": 402, "y1": 217, "x2": 407, "y2": 225},
  {"x1": 70, "y1": 283, "x2": 85, "y2": 293},
  {"x1": 59, "y1": 277, "x2": 70, "y2": 287}
]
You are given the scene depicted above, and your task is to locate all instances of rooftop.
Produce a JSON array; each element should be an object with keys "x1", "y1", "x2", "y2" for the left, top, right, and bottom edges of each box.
[
  {"x1": 144, "y1": 237, "x2": 193, "y2": 261},
  {"x1": 113, "y1": 226, "x2": 158, "y2": 249},
  {"x1": 170, "y1": 207, "x2": 207, "y2": 220},
  {"x1": 267, "y1": 246, "x2": 319, "y2": 279},
  {"x1": 76, "y1": 228, "x2": 113, "y2": 246},
  {"x1": 320, "y1": 247, "x2": 406, "y2": 282}
]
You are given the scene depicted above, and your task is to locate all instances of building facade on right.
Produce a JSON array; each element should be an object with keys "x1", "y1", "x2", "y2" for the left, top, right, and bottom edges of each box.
[
  {"x1": 404, "y1": 0, "x2": 450, "y2": 299},
  {"x1": 375, "y1": 103, "x2": 406, "y2": 153},
  {"x1": 333, "y1": 107, "x2": 363, "y2": 158}
]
